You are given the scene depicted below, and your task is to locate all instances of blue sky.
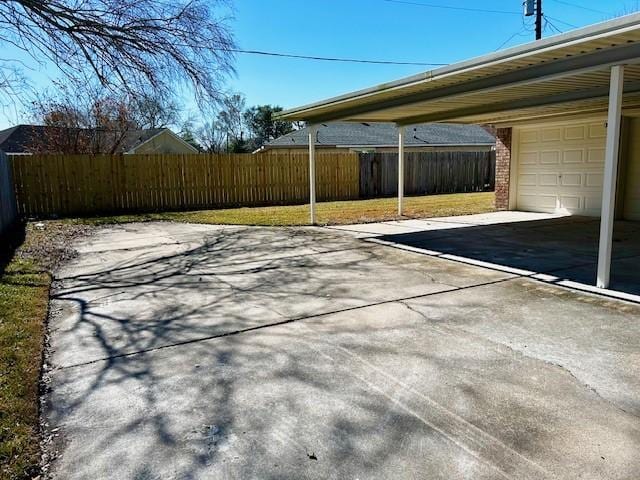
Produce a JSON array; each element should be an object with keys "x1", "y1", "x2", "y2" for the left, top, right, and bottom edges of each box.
[{"x1": 0, "y1": 0, "x2": 637, "y2": 128}]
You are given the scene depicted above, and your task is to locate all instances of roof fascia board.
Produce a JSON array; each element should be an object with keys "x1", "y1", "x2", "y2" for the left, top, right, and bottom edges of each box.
[
  {"x1": 488, "y1": 102, "x2": 640, "y2": 126},
  {"x1": 127, "y1": 129, "x2": 199, "y2": 154},
  {"x1": 280, "y1": 14, "x2": 640, "y2": 120},
  {"x1": 493, "y1": 112, "x2": 607, "y2": 128},
  {"x1": 300, "y1": 43, "x2": 640, "y2": 124},
  {"x1": 394, "y1": 81, "x2": 640, "y2": 125}
]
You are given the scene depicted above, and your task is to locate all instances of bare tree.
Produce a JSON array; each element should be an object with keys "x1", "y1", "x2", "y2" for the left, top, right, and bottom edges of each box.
[
  {"x1": 28, "y1": 84, "x2": 181, "y2": 153},
  {"x1": 132, "y1": 93, "x2": 182, "y2": 130},
  {"x1": 216, "y1": 93, "x2": 246, "y2": 146},
  {"x1": 0, "y1": 0, "x2": 236, "y2": 109},
  {"x1": 196, "y1": 120, "x2": 226, "y2": 153}
]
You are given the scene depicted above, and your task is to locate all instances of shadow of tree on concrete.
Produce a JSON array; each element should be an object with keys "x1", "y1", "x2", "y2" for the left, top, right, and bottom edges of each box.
[
  {"x1": 376, "y1": 217, "x2": 640, "y2": 296},
  {"x1": 43, "y1": 224, "x2": 640, "y2": 479}
]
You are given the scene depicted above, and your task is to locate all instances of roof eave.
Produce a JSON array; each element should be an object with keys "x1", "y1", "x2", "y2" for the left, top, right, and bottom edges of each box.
[{"x1": 278, "y1": 13, "x2": 640, "y2": 124}]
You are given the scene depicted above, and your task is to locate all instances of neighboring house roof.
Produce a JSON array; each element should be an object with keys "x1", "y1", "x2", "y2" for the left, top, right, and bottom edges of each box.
[
  {"x1": 261, "y1": 122, "x2": 495, "y2": 150},
  {"x1": 279, "y1": 13, "x2": 640, "y2": 125},
  {"x1": 0, "y1": 124, "x2": 196, "y2": 154}
]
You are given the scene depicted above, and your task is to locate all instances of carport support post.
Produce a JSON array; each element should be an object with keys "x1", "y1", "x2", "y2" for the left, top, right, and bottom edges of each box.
[
  {"x1": 597, "y1": 65, "x2": 624, "y2": 289},
  {"x1": 398, "y1": 125, "x2": 406, "y2": 216},
  {"x1": 308, "y1": 125, "x2": 317, "y2": 224}
]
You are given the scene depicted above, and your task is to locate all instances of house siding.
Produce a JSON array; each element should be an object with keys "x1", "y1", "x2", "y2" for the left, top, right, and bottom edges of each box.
[
  {"x1": 131, "y1": 131, "x2": 196, "y2": 154},
  {"x1": 495, "y1": 128, "x2": 512, "y2": 211}
]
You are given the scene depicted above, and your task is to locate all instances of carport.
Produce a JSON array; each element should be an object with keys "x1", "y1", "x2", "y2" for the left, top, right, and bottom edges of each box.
[{"x1": 280, "y1": 13, "x2": 640, "y2": 293}]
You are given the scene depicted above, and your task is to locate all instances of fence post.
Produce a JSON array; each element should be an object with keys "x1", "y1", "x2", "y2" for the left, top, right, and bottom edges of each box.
[{"x1": 0, "y1": 151, "x2": 18, "y2": 235}]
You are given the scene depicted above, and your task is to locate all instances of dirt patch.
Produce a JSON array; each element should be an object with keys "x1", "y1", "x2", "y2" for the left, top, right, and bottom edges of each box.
[
  {"x1": 0, "y1": 221, "x2": 94, "y2": 480},
  {"x1": 15, "y1": 221, "x2": 95, "y2": 272}
]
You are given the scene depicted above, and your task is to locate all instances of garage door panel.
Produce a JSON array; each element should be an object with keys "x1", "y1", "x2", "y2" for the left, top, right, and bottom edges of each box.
[
  {"x1": 516, "y1": 121, "x2": 605, "y2": 216},
  {"x1": 540, "y1": 151, "x2": 560, "y2": 164},
  {"x1": 589, "y1": 124, "x2": 607, "y2": 139},
  {"x1": 585, "y1": 173, "x2": 603, "y2": 187},
  {"x1": 539, "y1": 174, "x2": 559, "y2": 186},
  {"x1": 565, "y1": 125, "x2": 586, "y2": 140},
  {"x1": 561, "y1": 173, "x2": 582, "y2": 187},
  {"x1": 518, "y1": 194, "x2": 557, "y2": 211},
  {"x1": 518, "y1": 174, "x2": 537, "y2": 186},
  {"x1": 541, "y1": 127, "x2": 561, "y2": 142},
  {"x1": 585, "y1": 196, "x2": 603, "y2": 214},
  {"x1": 520, "y1": 151, "x2": 538, "y2": 164},
  {"x1": 562, "y1": 149, "x2": 584, "y2": 164},
  {"x1": 559, "y1": 196, "x2": 581, "y2": 211},
  {"x1": 587, "y1": 147, "x2": 605, "y2": 163},
  {"x1": 520, "y1": 130, "x2": 539, "y2": 143}
]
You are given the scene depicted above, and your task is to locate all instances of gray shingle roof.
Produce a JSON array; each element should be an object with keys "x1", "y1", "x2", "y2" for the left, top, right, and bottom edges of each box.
[
  {"x1": 265, "y1": 122, "x2": 495, "y2": 148},
  {"x1": 0, "y1": 124, "x2": 168, "y2": 154}
]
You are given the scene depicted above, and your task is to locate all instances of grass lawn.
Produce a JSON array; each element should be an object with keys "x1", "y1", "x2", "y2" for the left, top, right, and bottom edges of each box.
[
  {"x1": 68, "y1": 191, "x2": 496, "y2": 226},
  {"x1": 0, "y1": 223, "x2": 89, "y2": 480},
  {"x1": 0, "y1": 236, "x2": 50, "y2": 480}
]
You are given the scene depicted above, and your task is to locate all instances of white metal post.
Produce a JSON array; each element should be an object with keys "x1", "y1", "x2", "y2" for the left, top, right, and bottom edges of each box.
[
  {"x1": 597, "y1": 65, "x2": 624, "y2": 289},
  {"x1": 398, "y1": 125, "x2": 406, "y2": 216},
  {"x1": 308, "y1": 125, "x2": 317, "y2": 224}
]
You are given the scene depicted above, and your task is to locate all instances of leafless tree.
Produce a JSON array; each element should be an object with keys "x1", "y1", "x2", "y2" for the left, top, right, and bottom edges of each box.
[
  {"x1": 0, "y1": 0, "x2": 236, "y2": 109},
  {"x1": 216, "y1": 93, "x2": 246, "y2": 144},
  {"x1": 132, "y1": 93, "x2": 182, "y2": 130},
  {"x1": 196, "y1": 120, "x2": 226, "y2": 153},
  {"x1": 28, "y1": 84, "x2": 181, "y2": 153}
]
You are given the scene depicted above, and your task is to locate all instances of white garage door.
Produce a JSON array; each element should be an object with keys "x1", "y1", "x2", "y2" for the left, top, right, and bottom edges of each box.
[{"x1": 515, "y1": 121, "x2": 606, "y2": 216}]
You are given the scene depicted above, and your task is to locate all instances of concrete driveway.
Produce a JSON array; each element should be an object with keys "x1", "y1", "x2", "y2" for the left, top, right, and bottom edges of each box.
[
  {"x1": 46, "y1": 220, "x2": 640, "y2": 479},
  {"x1": 331, "y1": 211, "x2": 640, "y2": 298}
]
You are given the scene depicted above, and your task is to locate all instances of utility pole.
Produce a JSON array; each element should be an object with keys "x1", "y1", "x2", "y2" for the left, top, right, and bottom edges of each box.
[{"x1": 535, "y1": 0, "x2": 543, "y2": 40}]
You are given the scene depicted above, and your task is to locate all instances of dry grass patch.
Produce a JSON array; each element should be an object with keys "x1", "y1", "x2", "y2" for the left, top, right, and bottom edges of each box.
[
  {"x1": 69, "y1": 192, "x2": 495, "y2": 226},
  {"x1": 0, "y1": 223, "x2": 91, "y2": 480}
]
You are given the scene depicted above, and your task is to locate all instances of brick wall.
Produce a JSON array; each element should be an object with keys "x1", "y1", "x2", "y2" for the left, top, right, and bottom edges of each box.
[{"x1": 495, "y1": 128, "x2": 512, "y2": 210}]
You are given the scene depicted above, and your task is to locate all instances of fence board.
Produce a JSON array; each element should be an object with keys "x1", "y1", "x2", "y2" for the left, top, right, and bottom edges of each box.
[
  {"x1": 359, "y1": 151, "x2": 495, "y2": 198},
  {"x1": 9, "y1": 152, "x2": 360, "y2": 217},
  {"x1": 0, "y1": 151, "x2": 17, "y2": 234}
]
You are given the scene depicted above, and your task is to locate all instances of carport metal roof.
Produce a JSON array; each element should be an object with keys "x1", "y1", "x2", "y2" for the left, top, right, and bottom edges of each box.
[{"x1": 280, "y1": 13, "x2": 640, "y2": 126}]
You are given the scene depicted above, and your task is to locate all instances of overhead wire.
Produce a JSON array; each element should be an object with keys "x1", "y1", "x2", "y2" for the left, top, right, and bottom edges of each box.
[
  {"x1": 549, "y1": 0, "x2": 610, "y2": 15},
  {"x1": 380, "y1": 0, "x2": 521, "y2": 15},
  {"x1": 218, "y1": 48, "x2": 447, "y2": 66}
]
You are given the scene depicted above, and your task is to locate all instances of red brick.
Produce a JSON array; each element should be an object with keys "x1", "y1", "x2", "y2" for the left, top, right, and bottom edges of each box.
[{"x1": 495, "y1": 128, "x2": 512, "y2": 210}]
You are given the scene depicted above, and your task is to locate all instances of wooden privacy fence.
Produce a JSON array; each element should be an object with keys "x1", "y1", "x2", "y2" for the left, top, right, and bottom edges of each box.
[
  {"x1": 10, "y1": 153, "x2": 360, "y2": 217},
  {"x1": 0, "y1": 151, "x2": 18, "y2": 234},
  {"x1": 360, "y1": 151, "x2": 495, "y2": 198}
]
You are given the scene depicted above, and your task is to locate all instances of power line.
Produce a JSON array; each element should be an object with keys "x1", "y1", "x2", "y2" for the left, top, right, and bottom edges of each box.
[
  {"x1": 380, "y1": 0, "x2": 577, "y2": 32},
  {"x1": 544, "y1": 16, "x2": 565, "y2": 35},
  {"x1": 219, "y1": 48, "x2": 448, "y2": 66},
  {"x1": 549, "y1": 0, "x2": 610, "y2": 15},
  {"x1": 545, "y1": 14, "x2": 579, "y2": 29},
  {"x1": 380, "y1": 0, "x2": 521, "y2": 15},
  {"x1": 495, "y1": 29, "x2": 529, "y2": 51}
]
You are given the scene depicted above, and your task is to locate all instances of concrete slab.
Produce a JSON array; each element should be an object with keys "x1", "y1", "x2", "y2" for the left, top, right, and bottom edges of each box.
[
  {"x1": 343, "y1": 212, "x2": 640, "y2": 297},
  {"x1": 45, "y1": 222, "x2": 640, "y2": 479}
]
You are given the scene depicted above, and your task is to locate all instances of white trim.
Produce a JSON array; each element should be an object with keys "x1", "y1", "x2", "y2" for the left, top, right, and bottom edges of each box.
[
  {"x1": 308, "y1": 125, "x2": 318, "y2": 224},
  {"x1": 597, "y1": 65, "x2": 625, "y2": 288},
  {"x1": 126, "y1": 128, "x2": 199, "y2": 154},
  {"x1": 508, "y1": 128, "x2": 519, "y2": 211},
  {"x1": 497, "y1": 113, "x2": 608, "y2": 129},
  {"x1": 281, "y1": 14, "x2": 640, "y2": 120},
  {"x1": 398, "y1": 126, "x2": 406, "y2": 216}
]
